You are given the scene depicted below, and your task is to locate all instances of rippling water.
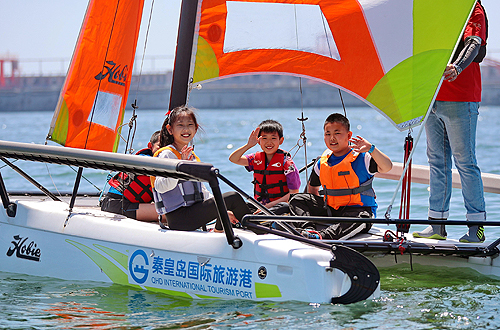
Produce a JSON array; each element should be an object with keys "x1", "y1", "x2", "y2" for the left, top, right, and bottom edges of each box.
[{"x1": 1, "y1": 106, "x2": 499, "y2": 329}]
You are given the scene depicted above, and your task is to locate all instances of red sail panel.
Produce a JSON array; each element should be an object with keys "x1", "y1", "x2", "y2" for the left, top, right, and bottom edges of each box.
[{"x1": 48, "y1": 0, "x2": 144, "y2": 152}]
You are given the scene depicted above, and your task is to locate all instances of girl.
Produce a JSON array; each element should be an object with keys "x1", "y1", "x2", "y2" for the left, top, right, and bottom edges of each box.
[{"x1": 153, "y1": 105, "x2": 251, "y2": 232}]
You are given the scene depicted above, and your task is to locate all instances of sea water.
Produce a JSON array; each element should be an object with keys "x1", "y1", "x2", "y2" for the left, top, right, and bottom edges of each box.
[{"x1": 0, "y1": 107, "x2": 499, "y2": 329}]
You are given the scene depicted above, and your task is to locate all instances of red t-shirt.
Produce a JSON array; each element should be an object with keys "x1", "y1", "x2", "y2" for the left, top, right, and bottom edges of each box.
[{"x1": 436, "y1": 3, "x2": 486, "y2": 102}]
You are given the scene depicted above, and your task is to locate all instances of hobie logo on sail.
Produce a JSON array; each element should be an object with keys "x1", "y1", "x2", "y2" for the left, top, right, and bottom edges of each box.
[
  {"x1": 6, "y1": 235, "x2": 41, "y2": 262},
  {"x1": 95, "y1": 61, "x2": 128, "y2": 86}
]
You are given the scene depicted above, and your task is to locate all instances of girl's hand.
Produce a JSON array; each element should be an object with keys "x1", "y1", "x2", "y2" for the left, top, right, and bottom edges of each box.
[
  {"x1": 350, "y1": 135, "x2": 372, "y2": 153},
  {"x1": 180, "y1": 145, "x2": 194, "y2": 160},
  {"x1": 247, "y1": 127, "x2": 260, "y2": 147}
]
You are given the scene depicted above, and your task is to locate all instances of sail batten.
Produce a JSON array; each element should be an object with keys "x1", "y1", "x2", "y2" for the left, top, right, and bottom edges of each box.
[
  {"x1": 190, "y1": 0, "x2": 476, "y2": 131},
  {"x1": 48, "y1": 0, "x2": 145, "y2": 152}
]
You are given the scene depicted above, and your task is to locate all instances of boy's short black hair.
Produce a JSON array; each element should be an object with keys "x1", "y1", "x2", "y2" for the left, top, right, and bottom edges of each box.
[
  {"x1": 324, "y1": 113, "x2": 350, "y2": 131},
  {"x1": 150, "y1": 130, "x2": 160, "y2": 144},
  {"x1": 258, "y1": 119, "x2": 283, "y2": 138}
]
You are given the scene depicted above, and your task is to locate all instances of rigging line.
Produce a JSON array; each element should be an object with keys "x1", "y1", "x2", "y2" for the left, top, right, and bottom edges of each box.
[
  {"x1": 0, "y1": 158, "x2": 19, "y2": 170},
  {"x1": 44, "y1": 163, "x2": 63, "y2": 198},
  {"x1": 293, "y1": 4, "x2": 309, "y2": 183},
  {"x1": 338, "y1": 89, "x2": 347, "y2": 117},
  {"x1": 123, "y1": 109, "x2": 137, "y2": 155},
  {"x1": 124, "y1": 0, "x2": 155, "y2": 155},
  {"x1": 84, "y1": 0, "x2": 122, "y2": 150},
  {"x1": 133, "y1": 0, "x2": 155, "y2": 101},
  {"x1": 0, "y1": 156, "x2": 61, "y2": 202},
  {"x1": 67, "y1": 165, "x2": 102, "y2": 193},
  {"x1": 320, "y1": 8, "x2": 348, "y2": 119},
  {"x1": 384, "y1": 115, "x2": 428, "y2": 220}
]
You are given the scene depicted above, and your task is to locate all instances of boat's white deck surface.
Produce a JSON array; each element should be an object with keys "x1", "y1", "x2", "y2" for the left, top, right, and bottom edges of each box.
[{"x1": 6, "y1": 194, "x2": 493, "y2": 248}]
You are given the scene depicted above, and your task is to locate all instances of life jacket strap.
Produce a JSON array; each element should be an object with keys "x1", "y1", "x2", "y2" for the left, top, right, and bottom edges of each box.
[
  {"x1": 254, "y1": 181, "x2": 288, "y2": 199},
  {"x1": 253, "y1": 169, "x2": 284, "y2": 175},
  {"x1": 322, "y1": 177, "x2": 374, "y2": 197}
]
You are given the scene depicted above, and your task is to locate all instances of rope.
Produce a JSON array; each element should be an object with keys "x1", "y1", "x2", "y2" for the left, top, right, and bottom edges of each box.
[
  {"x1": 45, "y1": 163, "x2": 63, "y2": 198},
  {"x1": 338, "y1": 89, "x2": 347, "y2": 117},
  {"x1": 124, "y1": 0, "x2": 155, "y2": 155},
  {"x1": 397, "y1": 132, "x2": 413, "y2": 233},
  {"x1": 132, "y1": 0, "x2": 155, "y2": 102},
  {"x1": 384, "y1": 109, "x2": 432, "y2": 220},
  {"x1": 67, "y1": 165, "x2": 102, "y2": 193},
  {"x1": 292, "y1": 4, "x2": 309, "y2": 184}
]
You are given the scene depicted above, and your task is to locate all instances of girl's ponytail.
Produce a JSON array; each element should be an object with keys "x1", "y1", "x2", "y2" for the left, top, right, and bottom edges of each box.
[{"x1": 160, "y1": 115, "x2": 174, "y2": 147}]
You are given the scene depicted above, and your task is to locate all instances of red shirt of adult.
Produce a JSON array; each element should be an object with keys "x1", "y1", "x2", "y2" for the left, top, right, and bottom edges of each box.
[{"x1": 437, "y1": 3, "x2": 486, "y2": 102}]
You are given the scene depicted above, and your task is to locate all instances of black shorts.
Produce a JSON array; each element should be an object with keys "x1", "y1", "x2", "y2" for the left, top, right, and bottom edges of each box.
[{"x1": 100, "y1": 193, "x2": 139, "y2": 219}]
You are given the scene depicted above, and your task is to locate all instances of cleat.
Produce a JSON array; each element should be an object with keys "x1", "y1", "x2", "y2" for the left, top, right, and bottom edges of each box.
[
  {"x1": 459, "y1": 226, "x2": 485, "y2": 243},
  {"x1": 412, "y1": 225, "x2": 447, "y2": 240}
]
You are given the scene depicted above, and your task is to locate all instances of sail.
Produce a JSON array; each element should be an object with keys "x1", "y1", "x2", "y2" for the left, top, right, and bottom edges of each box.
[
  {"x1": 48, "y1": 0, "x2": 144, "y2": 152},
  {"x1": 190, "y1": 0, "x2": 476, "y2": 131}
]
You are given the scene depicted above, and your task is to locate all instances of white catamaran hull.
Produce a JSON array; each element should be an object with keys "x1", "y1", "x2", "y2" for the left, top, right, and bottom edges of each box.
[{"x1": 0, "y1": 198, "x2": 377, "y2": 303}]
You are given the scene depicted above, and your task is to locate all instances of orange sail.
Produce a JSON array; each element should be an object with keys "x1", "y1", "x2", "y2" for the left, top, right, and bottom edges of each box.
[
  {"x1": 48, "y1": 0, "x2": 144, "y2": 152},
  {"x1": 190, "y1": 0, "x2": 475, "y2": 131}
]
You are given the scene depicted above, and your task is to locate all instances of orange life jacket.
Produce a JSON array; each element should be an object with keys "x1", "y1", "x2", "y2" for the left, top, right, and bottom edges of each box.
[
  {"x1": 252, "y1": 150, "x2": 289, "y2": 202},
  {"x1": 319, "y1": 150, "x2": 373, "y2": 210},
  {"x1": 150, "y1": 146, "x2": 201, "y2": 188},
  {"x1": 108, "y1": 148, "x2": 153, "y2": 203}
]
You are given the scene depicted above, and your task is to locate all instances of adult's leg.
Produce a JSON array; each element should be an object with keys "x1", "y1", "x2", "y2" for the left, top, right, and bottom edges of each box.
[
  {"x1": 443, "y1": 102, "x2": 486, "y2": 220},
  {"x1": 441, "y1": 101, "x2": 486, "y2": 242},
  {"x1": 414, "y1": 102, "x2": 452, "y2": 239},
  {"x1": 426, "y1": 101, "x2": 453, "y2": 219}
]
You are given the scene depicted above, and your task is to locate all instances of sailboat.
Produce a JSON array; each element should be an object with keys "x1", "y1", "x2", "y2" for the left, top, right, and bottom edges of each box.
[{"x1": 0, "y1": 0, "x2": 499, "y2": 306}]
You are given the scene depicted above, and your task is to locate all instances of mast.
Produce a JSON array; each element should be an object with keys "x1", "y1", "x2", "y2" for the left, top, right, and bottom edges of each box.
[{"x1": 168, "y1": 0, "x2": 199, "y2": 110}]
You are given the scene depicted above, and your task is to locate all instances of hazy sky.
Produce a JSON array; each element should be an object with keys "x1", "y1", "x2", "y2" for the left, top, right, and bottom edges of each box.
[{"x1": 1, "y1": 0, "x2": 499, "y2": 75}]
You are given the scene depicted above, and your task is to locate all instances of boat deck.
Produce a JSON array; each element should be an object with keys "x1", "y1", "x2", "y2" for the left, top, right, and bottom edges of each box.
[
  {"x1": 6, "y1": 193, "x2": 499, "y2": 259},
  {"x1": 8, "y1": 193, "x2": 102, "y2": 208}
]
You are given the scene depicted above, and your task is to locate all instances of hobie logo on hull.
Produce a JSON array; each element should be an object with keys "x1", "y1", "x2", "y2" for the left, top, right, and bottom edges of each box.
[
  {"x1": 95, "y1": 61, "x2": 128, "y2": 86},
  {"x1": 6, "y1": 235, "x2": 41, "y2": 262}
]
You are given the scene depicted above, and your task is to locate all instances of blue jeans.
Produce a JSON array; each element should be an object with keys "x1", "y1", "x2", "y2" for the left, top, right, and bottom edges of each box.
[{"x1": 425, "y1": 101, "x2": 486, "y2": 221}]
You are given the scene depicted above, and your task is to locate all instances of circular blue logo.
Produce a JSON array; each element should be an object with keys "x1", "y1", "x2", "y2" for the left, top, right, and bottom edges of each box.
[{"x1": 129, "y1": 250, "x2": 149, "y2": 284}]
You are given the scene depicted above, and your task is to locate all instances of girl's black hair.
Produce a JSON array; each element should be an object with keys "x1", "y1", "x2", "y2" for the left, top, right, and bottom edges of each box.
[{"x1": 159, "y1": 105, "x2": 199, "y2": 147}]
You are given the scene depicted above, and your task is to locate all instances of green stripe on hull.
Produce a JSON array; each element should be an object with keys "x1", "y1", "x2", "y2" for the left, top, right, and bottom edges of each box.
[
  {"x1": 255, "y1": 282, "x2": 281, "y2": 298},
  {"x1": 66, "y1": 239, "x2": 140, "y2": 289},
  {"x1": 94, "y1": 244, "x2": 129, "y2": 269}
]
